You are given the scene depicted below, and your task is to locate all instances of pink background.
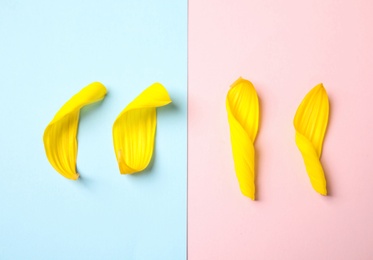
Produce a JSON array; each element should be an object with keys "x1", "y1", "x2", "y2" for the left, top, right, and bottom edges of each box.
[{"x1": 188, "y1": 0, "x2": 373, "y2": 259}]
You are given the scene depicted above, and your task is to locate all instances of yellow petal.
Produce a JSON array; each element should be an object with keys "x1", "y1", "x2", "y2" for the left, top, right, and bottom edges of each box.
[
  {"x1": 226, "y1": 78, "x2": 259, "y2": 200},
  {"x1": 294, "y1": 83, "x2": 329, "y2": 195},
  {"x1": 112, "y1": 82, "x2": 172, "y2": 174},
  {"x1": 43, "y1": 82, "x2": 107, "y2": 180}
]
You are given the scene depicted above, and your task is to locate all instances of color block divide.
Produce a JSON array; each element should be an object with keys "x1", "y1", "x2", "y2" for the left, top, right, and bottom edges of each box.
[{"x1": 1, "y1": 0, "x2": 373, "y2": 259}]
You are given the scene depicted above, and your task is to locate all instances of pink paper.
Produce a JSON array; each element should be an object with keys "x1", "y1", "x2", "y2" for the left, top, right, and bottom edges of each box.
[{"x1": 188, "y1": 0, "x2": 373, "y2": 259}]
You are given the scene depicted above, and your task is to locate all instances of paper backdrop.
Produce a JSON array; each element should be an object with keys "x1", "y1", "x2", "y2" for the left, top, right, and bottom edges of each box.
[
  {"x1": 188, "y1": 0, "x2": 373, "y2": 259},
  {"x1": 0, "y1": 1, "x2": 186, "y2": 259},
  {"x1": 2, "y1": 0, "x2": 373, "y2": 259}
]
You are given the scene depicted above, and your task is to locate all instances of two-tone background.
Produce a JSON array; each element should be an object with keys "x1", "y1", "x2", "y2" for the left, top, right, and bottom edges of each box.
[{"x1": 1, "y1": 0, "x2": 373, "y2": 259}]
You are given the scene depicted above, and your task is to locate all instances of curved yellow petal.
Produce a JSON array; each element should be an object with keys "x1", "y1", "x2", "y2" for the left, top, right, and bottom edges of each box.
[
  {"x1": 294, "y1": 83, "x2": 329, "y2": 195},
  {"x1": 113, "y1": 82, "x2": 172, "y2": 174},
  {"x1": 43, "y1": 82, "x2": 107, "y2": 180},
  {"x1": 226, "y1": 78, "x2": 259, "y2": 200}
]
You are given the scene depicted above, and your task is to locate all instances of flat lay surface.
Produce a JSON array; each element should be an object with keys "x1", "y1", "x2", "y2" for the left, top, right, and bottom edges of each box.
[
  {"x1": 188, "y1": 0, "x2": 373, "y2": 259},
  {"x1": 1, "y1": 0, "x2": 373, "y2": 259},
  {"x1": 0, "y1": 1, "x2": 186, "y2": 259}
]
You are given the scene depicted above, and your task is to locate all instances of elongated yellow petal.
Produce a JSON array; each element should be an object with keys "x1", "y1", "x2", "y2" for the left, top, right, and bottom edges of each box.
[
  {"x1": 294, "y1": 83, "x2": 329, "y2": 195},
  {"x1": 43, "y1": 82, "x2": 107, "y2": 180},
  {"x1": 113, "y1": 83, "x2": 172, "y2": 174},
  {"x1": 226, "y1": 78, "x2": 259, "y2": 200}
]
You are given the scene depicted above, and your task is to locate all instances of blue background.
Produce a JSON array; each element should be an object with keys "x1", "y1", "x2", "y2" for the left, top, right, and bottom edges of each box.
[{"x1": 0, "y1": 0, "x2": 187, "y2": 259}]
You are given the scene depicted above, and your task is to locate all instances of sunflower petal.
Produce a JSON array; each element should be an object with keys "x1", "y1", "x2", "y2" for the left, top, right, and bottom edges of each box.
[
  {"x1": 226, "y1": 78, "x2": 259, "y2": 200},
  {"x1": 113, "y1": 82, "x2": 172, "y2": 174},
  {"x1": 43, "y1": 82, "x2": 107, "y2": 180},
  {"x1": 294, "y1": 83, "x2": 329, "y2": 195}
]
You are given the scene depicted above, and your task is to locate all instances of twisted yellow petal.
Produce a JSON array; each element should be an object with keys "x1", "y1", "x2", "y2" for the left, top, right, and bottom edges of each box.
[
  {"x1": 43, "y1": 82, "x2": 107, "y2": 180},
  {"x1": 226, "y1": 78, "x2": 259, "y2": 200},
  {"x1": 113, "y1": 82, "x2": 172, "y2": 174},
  {"x1": 294, "y1": 83, "x2": 329, "y2": 195}
]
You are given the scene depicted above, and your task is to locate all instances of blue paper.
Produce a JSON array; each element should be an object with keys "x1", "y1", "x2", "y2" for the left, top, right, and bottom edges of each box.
[{"x1": 0, "y1": 0, "x2": 186, "y2": 259}]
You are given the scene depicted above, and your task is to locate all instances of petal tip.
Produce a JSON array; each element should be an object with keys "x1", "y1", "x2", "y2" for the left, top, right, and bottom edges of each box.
[
  {"x1": 71, "y1": 173, "x2": 80, "y2": 180},
  {"x1": 317, "y1": 188, "x2": 327, "y2": 196},
  {"x1": 315, "y1": 83, "x2": 328, "y2": 95},
  {"x1": 60, "y1": 171, "x2": 79, "y2": 180},
  {"x1": 230, "y1": 77, "x2": 253, "y2": 89},
  {"x1": 244, "y1": 193, "x2": 255, "y2": 200},
  {"x1": 241, "y1": 188, "x2": 256, "y2": 200}
]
